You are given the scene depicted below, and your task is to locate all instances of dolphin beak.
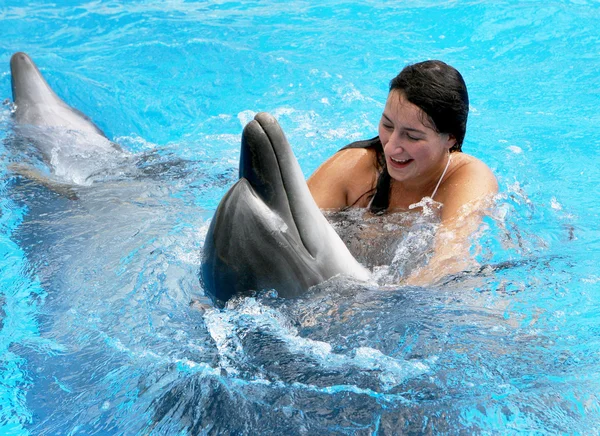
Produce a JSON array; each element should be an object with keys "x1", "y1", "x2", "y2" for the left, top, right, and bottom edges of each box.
[{"x1": 10, "y1": 52, "x2": 56, "y2": 106}]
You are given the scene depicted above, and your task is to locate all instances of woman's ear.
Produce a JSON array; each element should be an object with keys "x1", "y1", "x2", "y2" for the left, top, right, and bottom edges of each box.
[{"x1": 446, "y1": 134, "x2": 457, "y2": 150}]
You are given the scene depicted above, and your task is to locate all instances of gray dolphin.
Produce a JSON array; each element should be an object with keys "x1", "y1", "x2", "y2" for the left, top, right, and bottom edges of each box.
[
  {"x1": 10, "y1": 51, "x2": 109, "y2": 135},
  {"x1": 9, "y1": 52, "x2": 124, "y2": 188},
  {"x1": 202, "y1": 112, "x2": 370, "y2": 306}
]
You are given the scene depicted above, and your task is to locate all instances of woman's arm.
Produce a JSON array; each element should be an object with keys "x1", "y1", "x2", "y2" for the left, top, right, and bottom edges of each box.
[
  {"x1": 405, "y1": 157, "x2": 498, "y2": 285},
  {"x1": 307, "y1": 148, "x2": 377, "y2": 209}
]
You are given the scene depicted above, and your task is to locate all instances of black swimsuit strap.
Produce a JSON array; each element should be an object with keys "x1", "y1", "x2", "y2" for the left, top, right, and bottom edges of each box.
[{"x1": 338, "y1": 136, "x2": 390, "y2": 214}]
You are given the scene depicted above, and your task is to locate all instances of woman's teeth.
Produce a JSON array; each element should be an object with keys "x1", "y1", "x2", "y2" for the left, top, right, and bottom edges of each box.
[{"x1": 391, "y1": 157, "x2": 411, "y2": 164}]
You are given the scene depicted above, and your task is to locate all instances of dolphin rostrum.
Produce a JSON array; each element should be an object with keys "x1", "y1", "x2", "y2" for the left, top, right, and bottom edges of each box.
[{"x1": 201, "y1": 112, "x2": 370, "y2": 306}]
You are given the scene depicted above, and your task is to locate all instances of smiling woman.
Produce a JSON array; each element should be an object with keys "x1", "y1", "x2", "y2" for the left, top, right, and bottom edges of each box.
[{"x1": 307, "y1": 60, "x2": 498, "y2": 284}]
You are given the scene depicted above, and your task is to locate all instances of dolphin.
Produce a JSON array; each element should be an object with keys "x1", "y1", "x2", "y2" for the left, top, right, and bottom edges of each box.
[
  {"x1": 201, "y1": 112, "x2": 370, "y2": 306},
  {"x1": 10, "y1": 51, "x2": 110, "y2": 136},
  {"x1": 9, "y1": 52, "x2": 124, "y2": 188}
]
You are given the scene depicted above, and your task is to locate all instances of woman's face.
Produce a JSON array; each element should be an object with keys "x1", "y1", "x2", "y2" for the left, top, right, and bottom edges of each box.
[{"x1": 378, "y1": 90, "x2": 456, "y2": 186}]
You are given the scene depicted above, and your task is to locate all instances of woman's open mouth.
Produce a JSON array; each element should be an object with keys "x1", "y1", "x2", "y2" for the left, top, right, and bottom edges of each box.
[{"x1": 389, "y1": 156, "x2": 413, "y2": 169}]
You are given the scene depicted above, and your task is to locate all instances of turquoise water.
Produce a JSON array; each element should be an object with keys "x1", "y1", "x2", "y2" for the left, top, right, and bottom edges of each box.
[{"x1": 1, "y1": 1, "x2": 599, "y2": 434}]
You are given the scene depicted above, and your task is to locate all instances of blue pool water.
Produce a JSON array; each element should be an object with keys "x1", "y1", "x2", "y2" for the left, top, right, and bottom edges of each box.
[{"x1": 1, "y1": 1, "x2": 600, "y2": 434}]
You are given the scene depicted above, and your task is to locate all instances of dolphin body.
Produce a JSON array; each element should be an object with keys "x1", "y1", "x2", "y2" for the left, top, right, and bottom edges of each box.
[
  {"x1": 9, "y1": 52, "x2": 124, "y2": 187},
  {"x1": 202, "y1": 113, "x2": 370, "y2": 306}
]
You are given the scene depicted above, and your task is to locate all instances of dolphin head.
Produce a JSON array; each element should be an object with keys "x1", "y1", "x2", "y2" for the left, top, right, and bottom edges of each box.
[
  {"x1": 239, "y1": 112, "x2": 322, "y2": 254},
  {"x1": 202, "y1": 112, "x2": 369, "y2": 305},
  {"x1": 10, "y1": 52, "x2": 61, "y2": 109},
  {"x1": 10, "y1": 52, "x2": 106, "y2": 136}
]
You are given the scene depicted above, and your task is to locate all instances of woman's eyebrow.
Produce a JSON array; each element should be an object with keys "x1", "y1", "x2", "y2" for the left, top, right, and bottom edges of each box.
[
  {"x1": 404, "y1": 127, "x2": 426, "y2": 135},
  {"x1": 381, "y1": 113, "x2": 393, "y2": 124},
  {"x1": 382, "y1": 113, "x2": 427, "y2": 135}
]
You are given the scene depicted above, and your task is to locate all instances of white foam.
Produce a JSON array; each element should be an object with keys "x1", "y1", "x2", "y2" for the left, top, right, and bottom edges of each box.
[{"x1": 205, "y1": 297, "x2": 429, "y2": 390}]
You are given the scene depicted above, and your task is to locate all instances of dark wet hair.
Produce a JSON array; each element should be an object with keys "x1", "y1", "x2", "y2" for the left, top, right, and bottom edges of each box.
[
  {"x1": 339, "y1": 61, "x2": 470, "y2": 213},
  {"x1": 389, "y1": 60, "x2": 469, "y2": 152}
]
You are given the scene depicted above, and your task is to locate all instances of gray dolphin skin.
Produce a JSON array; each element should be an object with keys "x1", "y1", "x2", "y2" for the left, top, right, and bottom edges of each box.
[
  {"x1": 9, "y1": 52, "x2": 124, "y2": 189},
  {"x1": 202, "y1": 112, "x2": 370, "y2": 306},
  {"x1": 10, "y1": 52, "x2": 109, "y2": 136}
]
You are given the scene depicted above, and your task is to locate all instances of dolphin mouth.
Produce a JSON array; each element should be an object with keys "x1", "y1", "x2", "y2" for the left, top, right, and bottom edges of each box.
[
  {"x1": 240, "y1": 113, "x2": 316, "y2": 257},
  {"x1": 260, "y1": 118, "x2": 310, "y2": 253}
]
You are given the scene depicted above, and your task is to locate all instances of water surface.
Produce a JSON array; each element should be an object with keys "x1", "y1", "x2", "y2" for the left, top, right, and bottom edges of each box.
[{"x1": 1, "y1": 1, "x2": 599, "y2": 434}]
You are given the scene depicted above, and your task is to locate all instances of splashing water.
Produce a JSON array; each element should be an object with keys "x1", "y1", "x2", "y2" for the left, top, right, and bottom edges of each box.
[{"x1": 1, "y1": 1, "x2": 600, "y2": 434}]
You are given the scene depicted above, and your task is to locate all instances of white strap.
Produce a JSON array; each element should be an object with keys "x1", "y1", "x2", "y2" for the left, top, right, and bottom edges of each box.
[{"x1": 431, "y1": 152, "x2": 451, "y2": 200}]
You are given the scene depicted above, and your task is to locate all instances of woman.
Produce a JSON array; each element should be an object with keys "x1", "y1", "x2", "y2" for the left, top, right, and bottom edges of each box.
[{"x1": 307, "y1": 60, "x2": 498, "y2": 284}]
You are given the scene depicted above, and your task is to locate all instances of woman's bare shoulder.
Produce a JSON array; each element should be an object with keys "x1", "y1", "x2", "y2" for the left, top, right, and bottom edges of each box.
[
  {"x1": 308, "y1": 148, "x2": 378, "y2": 209},
  {"x1": 438, "y1": 153, "x2": 498, "y2": 218},
  {"x1": 451, "y1": 153, "x2": 497, "y2": 187}
]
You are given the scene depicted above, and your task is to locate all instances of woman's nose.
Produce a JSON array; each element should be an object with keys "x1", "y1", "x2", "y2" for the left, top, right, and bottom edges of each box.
[{"x1": 384, "y1": 130, "x2": 404, "y2": 152}]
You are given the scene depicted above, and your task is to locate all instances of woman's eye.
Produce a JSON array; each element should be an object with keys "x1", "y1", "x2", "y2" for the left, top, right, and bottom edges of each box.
[
  {"x1": 382, "y1": 123, "x2": 393, "y2": 130},
  {"x1": 407, "y1": 134, "x2": 420, "y2": 141}
]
